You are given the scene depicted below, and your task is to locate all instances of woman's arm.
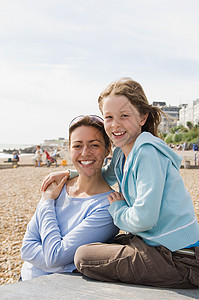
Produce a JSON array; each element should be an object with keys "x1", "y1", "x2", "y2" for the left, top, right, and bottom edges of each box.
[
  {"x1": 21, "y1": 178, "x2": 67, "y2": 271},
  {"x1": 23, "y1": 179, "x2": 118, "y2": 270},
  {"x1": 21, "y1": 210, "x2": 50, "y2": 272},
  {"x1": 38, "y1": 199, "x2": 118, "y2": 268}
]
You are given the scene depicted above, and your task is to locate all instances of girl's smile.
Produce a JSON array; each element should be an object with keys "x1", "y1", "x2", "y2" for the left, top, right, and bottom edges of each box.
[{"x1": 112, "y1": 131, "x2": 126, "y2": 137}]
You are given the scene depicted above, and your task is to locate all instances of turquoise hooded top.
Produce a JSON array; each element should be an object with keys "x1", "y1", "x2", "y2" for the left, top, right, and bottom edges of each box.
[{"x1": 102, "y1": 132, "x2": 199, "y2": 251}]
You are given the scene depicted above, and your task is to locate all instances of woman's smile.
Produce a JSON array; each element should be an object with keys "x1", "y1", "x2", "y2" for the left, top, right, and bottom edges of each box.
[{"x1": 78, "y1": 160, "x2": 95, "y2": 166}]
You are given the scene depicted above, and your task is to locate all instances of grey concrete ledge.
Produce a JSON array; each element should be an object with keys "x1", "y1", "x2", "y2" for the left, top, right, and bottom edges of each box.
[{"x1": 0, "y1": 273, "x2": 198, "y2": 300}]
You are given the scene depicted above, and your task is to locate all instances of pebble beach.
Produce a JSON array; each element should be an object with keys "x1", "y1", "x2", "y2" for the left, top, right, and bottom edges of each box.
[{"x1": 0, "y1": 153, "x2": 199, "y2": 286}]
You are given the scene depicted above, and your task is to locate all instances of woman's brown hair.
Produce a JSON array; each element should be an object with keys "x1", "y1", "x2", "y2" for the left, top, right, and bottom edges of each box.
[{"x1": 69, "y1": 115, "x2": 110, "y2": 149}]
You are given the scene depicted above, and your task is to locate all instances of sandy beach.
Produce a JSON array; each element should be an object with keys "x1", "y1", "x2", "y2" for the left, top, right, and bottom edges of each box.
[{"x1": 0, "y1": 153, "x2": 198, "y2": 286}]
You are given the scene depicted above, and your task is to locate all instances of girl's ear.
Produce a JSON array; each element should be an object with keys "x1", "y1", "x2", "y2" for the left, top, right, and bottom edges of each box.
[{"x1": 140, "y1": 113, "x2": 149, "y2": 126}]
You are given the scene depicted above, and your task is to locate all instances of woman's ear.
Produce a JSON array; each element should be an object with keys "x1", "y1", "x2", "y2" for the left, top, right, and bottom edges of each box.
[{"x1": 140, "y1": 113, "x2": 149, "y2": 126}]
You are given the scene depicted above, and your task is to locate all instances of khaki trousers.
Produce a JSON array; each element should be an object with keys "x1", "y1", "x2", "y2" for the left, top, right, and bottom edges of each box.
[{"x1": 74, "y1": 234, "x2": 199, "y2": 289}]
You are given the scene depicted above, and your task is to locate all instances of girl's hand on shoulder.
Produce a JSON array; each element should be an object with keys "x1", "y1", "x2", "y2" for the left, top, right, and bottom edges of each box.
[
  {"x1": 107, "y1": 192, "x2": 125, "y2": 204},
  {"x1": 42, "y1": 176, "x2": 68, "y2": 201},
  {"x1": 41, "y1": 170, "x2": 70, "y2": 191}
]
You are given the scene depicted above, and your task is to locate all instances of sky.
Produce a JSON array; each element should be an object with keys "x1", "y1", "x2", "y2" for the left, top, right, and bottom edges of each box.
[{"x1": 0, "y1": 0, "x2": 199, "y2": 145}]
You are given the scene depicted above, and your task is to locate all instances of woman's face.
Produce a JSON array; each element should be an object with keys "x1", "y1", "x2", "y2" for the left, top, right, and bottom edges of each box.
[{"x1": 70, "y1": 125, "x2": 109, "y2": 177}]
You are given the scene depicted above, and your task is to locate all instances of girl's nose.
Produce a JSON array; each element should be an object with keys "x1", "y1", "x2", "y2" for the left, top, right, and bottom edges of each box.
[{"x1": 111, "y1": 117, "x2": 120, "y2": 128}]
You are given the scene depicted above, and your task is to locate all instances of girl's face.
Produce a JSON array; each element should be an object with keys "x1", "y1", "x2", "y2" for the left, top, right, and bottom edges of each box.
[
  {"x1": 70, "y1": 126, "x2": 109, "y2": 177},
  {"x1": 102, "y1": 95, "x2": 148, "y2": 157}
]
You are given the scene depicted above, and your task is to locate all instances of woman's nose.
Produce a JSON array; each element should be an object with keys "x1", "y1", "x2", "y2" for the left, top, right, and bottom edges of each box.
[{"x1": 81, "y1": 145, "x2": 90, "y2": 156}]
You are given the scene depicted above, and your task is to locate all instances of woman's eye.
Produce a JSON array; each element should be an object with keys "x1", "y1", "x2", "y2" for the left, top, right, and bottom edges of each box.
[
  {"x1": 121, "y1": 114, "x2": 128, "y2": 118},
  {"x1": 73, "y1": 145, "x2": 82, "y2": 149},
  {"x1": 105, "y1": 115, "x2": 112, "y2": 119},
  {"x1": 91, "y1": 144, "x2": 99, "y2": 148}
]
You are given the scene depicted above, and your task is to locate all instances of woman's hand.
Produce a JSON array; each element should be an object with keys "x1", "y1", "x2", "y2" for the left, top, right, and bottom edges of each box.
[
  {"x1": 41, "y1": 170, "x2": 70, "y2": 191},
  {"x1": 107, "y1": 191, "x2": 125, "y2": 205},
  {"x1": 42, "y1": 176, "x2": 68, "y2": 201}
]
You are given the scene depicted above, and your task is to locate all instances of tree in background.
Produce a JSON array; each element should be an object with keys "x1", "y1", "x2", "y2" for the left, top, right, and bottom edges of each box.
[
  {"x1": 163, "y1": 122, "x2": 199, "y2": 148},
  {"x1": 187, "y1": 121, "x2": 194, "y2": 130}
]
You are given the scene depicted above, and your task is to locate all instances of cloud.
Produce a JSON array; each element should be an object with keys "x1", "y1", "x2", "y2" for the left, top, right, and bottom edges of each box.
[
  {"x1": 0, "y1": 0, "x2": 199, "y2": 143},
  {"x1": 0, "y1": 62, "x2": 103, "y2": 143}
]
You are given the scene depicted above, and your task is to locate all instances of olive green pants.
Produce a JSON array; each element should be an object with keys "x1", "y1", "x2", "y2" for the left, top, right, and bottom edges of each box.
[{"x1": 74, "y1": 234, "x2": 199, "y2": 289}]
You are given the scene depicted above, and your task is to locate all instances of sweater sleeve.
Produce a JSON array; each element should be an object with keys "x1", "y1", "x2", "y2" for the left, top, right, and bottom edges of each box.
[
  {"x1": 38, "y1": 199, "x2": 118, "y2": 268},
  {"x1": 102, "y1": 148, "x2": 118, "y2": 186},
  {"x1": 21, "y1": 209, "x2": 50, "y2": 272},
  {"x1": 69, "y1": 169, "x2": 79, "y2": 179},
  {"x1": 109, "y1": 146, "x2": 167, "y2": 233}
]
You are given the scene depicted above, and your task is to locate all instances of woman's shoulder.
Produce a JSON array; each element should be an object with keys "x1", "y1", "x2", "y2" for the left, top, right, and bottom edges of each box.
[
  {"x1": 88, "y1": 190, "x2": 114, "y2": 209},
  {"x1": 93, "y1": 189, "x2": 114, "y2": 198}
]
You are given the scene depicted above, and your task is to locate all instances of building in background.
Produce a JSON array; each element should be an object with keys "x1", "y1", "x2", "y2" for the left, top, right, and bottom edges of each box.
[
  {"x1": 152, "y1": 102, "x2": 180, "y2": 132},
  {"x1": 178, "y1": 99, "x2": 199, "y2": 127}
]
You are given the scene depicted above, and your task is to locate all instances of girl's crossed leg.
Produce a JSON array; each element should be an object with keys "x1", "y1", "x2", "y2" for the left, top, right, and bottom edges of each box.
[{"x1": 74, "y1": 234, "x2": 199, "y2": 289}]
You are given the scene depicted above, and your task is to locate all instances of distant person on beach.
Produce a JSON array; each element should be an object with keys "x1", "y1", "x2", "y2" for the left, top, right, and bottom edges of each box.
[
  {"x1": 20, "y1": 115, "x2": 118, "y2": 280},
  {"x1": 52, "y1": 148, "x2": 61, "y2": 159},
  {"x1": 42, "y1": 78, "x2": 199, "y2": 288},
  {"x1": 12, "y1": 151, "x2": 19, "y2": 162},
  {"x1": 44, "y1": 150, "x2": 58, "y2": 167},
  {"x1": 33, "y1": 145, "x2": 43, "y2": 167},
  {"x1": 12, "y1": 151, "x2": 19, "y2": 167}
]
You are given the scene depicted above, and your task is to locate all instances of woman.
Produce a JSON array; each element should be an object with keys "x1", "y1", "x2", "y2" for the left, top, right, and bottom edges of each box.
[{"x1": 21, "y1": 115, "x2": 118, "y2": 280}]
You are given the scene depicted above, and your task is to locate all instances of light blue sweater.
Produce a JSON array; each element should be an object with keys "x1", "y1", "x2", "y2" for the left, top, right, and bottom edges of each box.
[
  {"x1": 102, "y1": 132, "x2": 199, "y2": 251},
  {"x1": 21, "y1": 186, "x2": 118, "y2": 280}
]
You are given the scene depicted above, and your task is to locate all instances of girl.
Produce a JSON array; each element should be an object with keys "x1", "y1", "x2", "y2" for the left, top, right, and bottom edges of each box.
[
  {"x1": 21, "y1": 115, "x2": 118, "y2": 280},
  {"x1": 42, "y1": 78, "x2": 199, "y2": 288}
]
